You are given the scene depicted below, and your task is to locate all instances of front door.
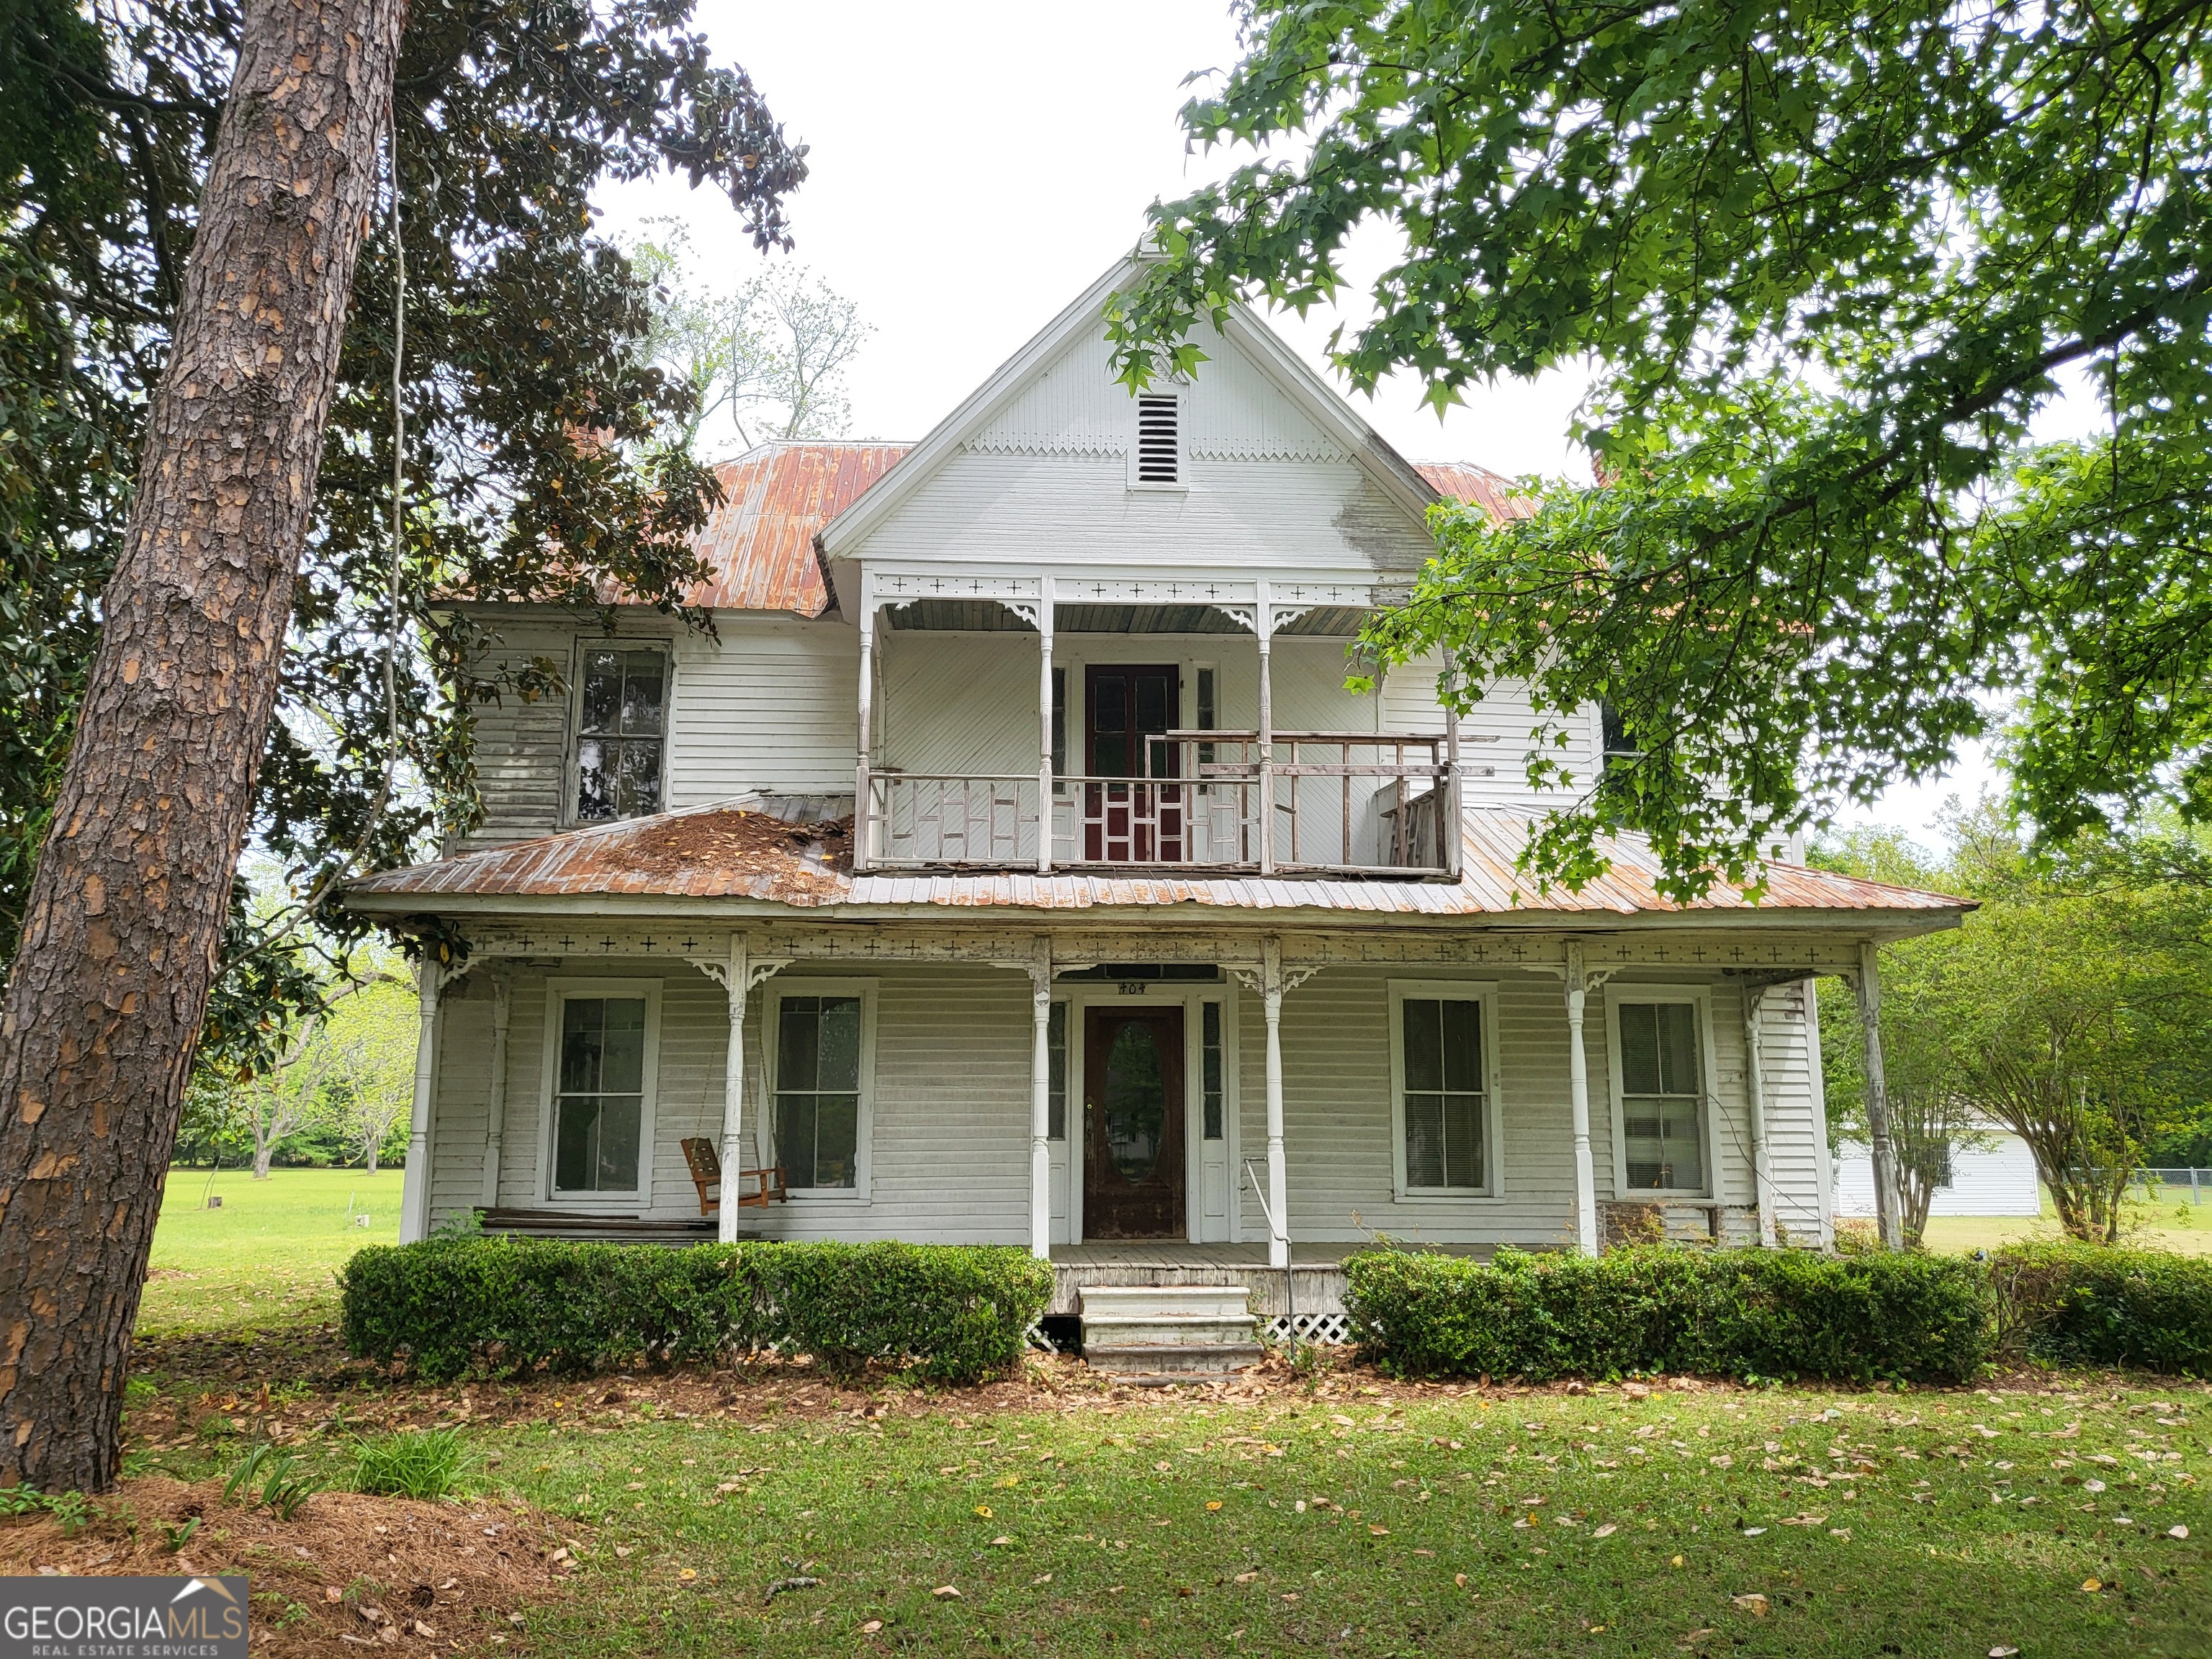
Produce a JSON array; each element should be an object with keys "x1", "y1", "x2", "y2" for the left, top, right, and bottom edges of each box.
[
  {"x1": 1084, "y1": 663, "x2": 1182, "y2": 861},
  {"x1": 1082, "y1": 1005, "x2": 1187, "y2": 1238}
]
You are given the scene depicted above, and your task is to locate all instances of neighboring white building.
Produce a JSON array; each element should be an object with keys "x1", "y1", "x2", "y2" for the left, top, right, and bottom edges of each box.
[
  {"x1": 348, "y1": 261, "x2": 1969, "y2": 1332},
  {"x1": 1833, "y1": 1130, "x2": 2044, "y2": 1218}
]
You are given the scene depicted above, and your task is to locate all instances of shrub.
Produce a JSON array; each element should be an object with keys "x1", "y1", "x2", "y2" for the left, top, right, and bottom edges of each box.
[
  {"x1": 1344, "y1": 1245, "x2": 1992, "y2": 1384},
  {"x1": 1990, "y1": 1243, "x2": 2212, "y2": 1375},
  {"x1": 338, "y1": 1238, "x2": 1052, "y2": 1386},
  {"x1": 354, "y1": 1429, "x2": 472, "y2": 1501}
]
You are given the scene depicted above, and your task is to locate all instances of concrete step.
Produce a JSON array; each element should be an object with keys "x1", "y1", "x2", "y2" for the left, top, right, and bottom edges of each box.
[
  {"x1": 1078, "y1": 1283, "x2": 1256, "y2": 1322},
  {"x1": 1079, "y1": 1283, "x2": 1262, "y2": 1375},
  {"x1": 1084, "y1": 1341, "x2": 1267, "y2": 1377}
]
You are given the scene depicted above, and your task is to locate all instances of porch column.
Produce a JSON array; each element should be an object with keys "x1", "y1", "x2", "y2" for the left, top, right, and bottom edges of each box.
[
  {"x1": 1742, "y1": 984, "x2": 1778, "y2": 1246},
  {"x1": 1442, "y1": 680, "x2": 1464, "y2": 878},
  {"x1": 1855, "y1": 940, "x2": 1904, "y2": 1250},
  {"x1": 1036, "y1": 577, "x2": 1055, "y2": 876},
  {"x1": 398, "y1": 958, "x2": 443, "y2": 1244},
  {"x1": 1563, "y1": 943, "x2": 1600, "y2": 1255},
  {"x1": 719, "y1": 934, "x2": 751, "y2": 1245},
  {"x1": 478, "y1": 971, "x2": 512, "y2": 1211},
  {"x1": 1256, "y1": 582, "x2": 1276, "y2": 876},
  {"x1": 1027, "y1": 942, "x2": 1053, "y2": 1259},
  {"x1": 854, "y1": 573, "x2": 875, "y2": 873},
  {"x1": 1262, "y1": 937, "x2": 1290, "y2": 1268}
]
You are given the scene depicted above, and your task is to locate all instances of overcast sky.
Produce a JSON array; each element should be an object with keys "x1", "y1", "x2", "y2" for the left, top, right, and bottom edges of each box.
[{"x1": 601, "y1": 0, "x2": 1998, "y2": 845}]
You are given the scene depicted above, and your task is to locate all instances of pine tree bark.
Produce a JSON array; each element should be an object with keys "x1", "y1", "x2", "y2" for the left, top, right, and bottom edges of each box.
[{"x1": 0, "y1": 0, "x2": 406, "y2": 1491}]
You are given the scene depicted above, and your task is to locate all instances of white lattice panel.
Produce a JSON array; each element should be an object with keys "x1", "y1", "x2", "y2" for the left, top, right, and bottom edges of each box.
[{"x1": 1264, "y1": 1312, "x2": 1352, "y2": 1345}]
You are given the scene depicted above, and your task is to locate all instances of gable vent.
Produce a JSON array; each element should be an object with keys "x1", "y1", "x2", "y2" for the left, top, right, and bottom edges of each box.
[{"x1": 1136, "y1": 395, "x2": 1180, "y2": 482}]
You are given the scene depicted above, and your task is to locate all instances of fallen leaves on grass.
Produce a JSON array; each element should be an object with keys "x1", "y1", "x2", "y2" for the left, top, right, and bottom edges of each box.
[
  {"x1": 932, "y1": 1586, "x2": 961, "y2": 1600},
  {"x1": 762, "y1": 1575, "x2": 820, "y2": 1605},
  {"x1": 1730, "y1": 1593, "x2": 1770, "y2": 1617}
]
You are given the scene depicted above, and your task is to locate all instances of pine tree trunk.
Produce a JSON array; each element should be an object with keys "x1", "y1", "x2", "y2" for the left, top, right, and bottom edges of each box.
[{"x1": 0, "y1": 0, "x2": 406, "y2": 1493}]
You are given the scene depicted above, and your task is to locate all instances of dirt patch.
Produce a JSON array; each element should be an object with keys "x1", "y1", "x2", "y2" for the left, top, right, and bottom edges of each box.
[{"x1": 0, "y1": 1477, "x2": 575, "y2": 1658}]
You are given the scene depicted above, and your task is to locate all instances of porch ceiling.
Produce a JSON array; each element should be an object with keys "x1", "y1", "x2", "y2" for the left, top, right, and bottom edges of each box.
[{"x1": 345, "y1": 800, "x2": 1971, "y2": 927}]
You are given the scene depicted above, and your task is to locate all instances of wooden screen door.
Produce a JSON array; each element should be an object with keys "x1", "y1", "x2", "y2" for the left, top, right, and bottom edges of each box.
[
  {"x1": 1084, "y1": 663, "x2": 1183, "y2": 861},
  {"x1": 1082, "y1": 1005, "x2": 1187, "y2": 1238}
]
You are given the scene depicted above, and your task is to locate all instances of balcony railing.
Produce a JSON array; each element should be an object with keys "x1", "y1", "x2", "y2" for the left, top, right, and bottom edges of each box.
[{"x1": 860, "y1": 731, "x2": 1458, "y2": 877}]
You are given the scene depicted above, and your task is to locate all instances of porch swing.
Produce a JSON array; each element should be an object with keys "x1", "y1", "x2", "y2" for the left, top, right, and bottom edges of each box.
[{"x1": 679, "y1": 1137, "x2": 788, "y2": 1215}]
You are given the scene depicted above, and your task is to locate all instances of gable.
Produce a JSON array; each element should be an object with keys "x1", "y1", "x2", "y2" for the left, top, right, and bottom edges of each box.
[{"x1": 817, "y1": 262, "x2": 1446, "y2": 583}]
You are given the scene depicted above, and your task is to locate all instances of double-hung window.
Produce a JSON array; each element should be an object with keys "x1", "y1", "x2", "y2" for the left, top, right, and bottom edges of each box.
[
  {"x1": 772, "y1": 986, "x2": 873, "y2": 1194},
  {"x1": 548, "y1": 984, "x2": 657, "y2": 1198},
  {"x1": 1389, "y1": 983, "x2": 1498, "y2": 1196},
  {"x1": 574, "y1": 646, "x2": 667, "y2": 822},
  {"x1": 1610, "y1": 992, "x2": 1710, "y2": 1195}
]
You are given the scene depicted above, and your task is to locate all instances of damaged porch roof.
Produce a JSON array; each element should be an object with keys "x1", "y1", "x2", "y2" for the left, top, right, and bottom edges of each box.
[{"x1": 344, "y1": 801, "x2": 1969, "y2": 929}]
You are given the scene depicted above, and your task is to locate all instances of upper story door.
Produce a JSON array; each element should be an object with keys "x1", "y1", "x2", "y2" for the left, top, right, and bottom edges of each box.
[{"x1": 1084, "y1": 664, "x2": 1182, "y2": 861}]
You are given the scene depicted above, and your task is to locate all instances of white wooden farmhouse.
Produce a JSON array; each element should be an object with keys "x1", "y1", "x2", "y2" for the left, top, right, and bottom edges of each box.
[{"x1": 346, "y1": 261, "x2": 1966, "y2": 1343}]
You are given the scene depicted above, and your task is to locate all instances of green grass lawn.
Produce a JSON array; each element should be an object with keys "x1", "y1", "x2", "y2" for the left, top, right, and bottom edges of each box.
[
  {"x1": 1921, "y1": 1190, "x2": 2212, "y2": 1257},
  {"x1": 125, "y1": 1171, "x2": 2212, "y2": 1656},
  {"x1": 140, "y1": 1164, "x2": 404, "y2": 1336},
  {"x1": 124, "y1": 1367, "x2": 2212, "y2": 1658}
]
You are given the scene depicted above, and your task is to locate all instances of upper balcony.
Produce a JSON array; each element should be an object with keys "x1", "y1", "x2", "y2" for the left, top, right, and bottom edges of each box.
[
  {"x1": 865, "y1": 731, "x2": 1461, "y2": 878},
  {"x1": 848, "y1": 572, "x2": 1490, "y2": 881}
]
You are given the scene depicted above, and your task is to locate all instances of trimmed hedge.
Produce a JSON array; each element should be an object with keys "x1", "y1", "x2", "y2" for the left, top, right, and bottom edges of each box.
[
  {"x1": 1990, "y1": 1243, "x2": 2212, "y2": 1375},
  {"x1": 1344, "y1": 1246, "x2": 1993, "y2": 1383},
  {"x1": 338, "y1": 1238, "x2": 1053, "y2": 1385}
]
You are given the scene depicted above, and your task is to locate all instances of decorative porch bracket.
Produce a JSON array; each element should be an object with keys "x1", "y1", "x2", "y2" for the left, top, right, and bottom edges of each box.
[{"x1": 691, "y1": 936, "x2": 791, "y2": 1244}]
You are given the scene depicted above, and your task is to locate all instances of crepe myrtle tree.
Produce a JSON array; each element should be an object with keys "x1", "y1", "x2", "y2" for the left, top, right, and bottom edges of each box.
[
  {"x1": 0, "y1": 0, "x2": 805, "y2": 1491},
  {"x1": 1108, "y1": 0, "x2": 2212, "y2": 899}
]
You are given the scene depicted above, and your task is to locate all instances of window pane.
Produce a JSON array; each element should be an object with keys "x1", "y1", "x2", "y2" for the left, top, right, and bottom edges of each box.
[
  {"x1": 811, "y1": 1094, "x2": 859, "y2": 1187},
  {"x1": 1444, "y1": 1092, "x2": 1483, "y2": 1188},
  {"x1": 594, "y1": 1095, "x2": 641, "y2": 1190},
  {"x1": 1440, "y1": 999, "x2": 1482, "y2": 1092},
  {"x1": 619, "y1": 652, "x2": 665, "y2": 735},
  {"x1": 1661, "y1": 1099, "x2": 1702, "y2": 1189},
  {"x1": 1402, "y1": 999, "x2": 1444, "y2": 1092},
  {"x1": 580, "y1": 652, "x2": 620, "y2": 733},
  {"x1": 1618, "y1": 1003, "x2": 1660, "y2": 1094},
  {"x1": 1405, "y1": 1093, "x2": 1446, "y2": 1187},
  {"x1": 778, "y1": 998, "x2": 820, "y2": 1091},
  {"x1": 1134, "y1": 672, "x2": 1170, "y2": 735},
  {"x1": 554, "y1": 1097, "x2": 597, "y2": 1190},
  {"x1": 575, "y1": 738, "x2": 616, "y2": 821},
  {"x1": 1654, "y1": 1002, "x2": 1700, "y2": 1096},
  {"x1": 597, "y1": 998, "x2": 646, "y2": 1094},
  {"x1": 1047, "y1": 1002, "x2": 1067, "y2": 1140},
  {"x1": 559, "y1": 999, "x2": 606, "y2": 1094},
  {"x1": 616, "y1": 739, "x2": 662, "y2": 817},
  {"x1": 1051, "y1": 667, "x2": 1067, "y2": 783},
  {"x1": 1093, "y1": 676, "x2": 1126, "y2": 732},
  {"x1": 815, "y1": 997, "x2": 863, "y2": 1091},
  {"x1": 1196, "y1": 667, "x2": 1217, "y2": 729},
  {"x1": 1201, "y1": 1000, "x2": 1223, "y2": 1141},
  {"x1": 779, "y1": 1093, "x2": 818, "y2": 1188}
]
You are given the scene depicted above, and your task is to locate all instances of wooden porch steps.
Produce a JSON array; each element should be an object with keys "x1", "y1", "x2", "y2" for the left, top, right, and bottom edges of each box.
[{"x1": 1077, "y1": 1284, "x2": 1264, "y2": 1377}]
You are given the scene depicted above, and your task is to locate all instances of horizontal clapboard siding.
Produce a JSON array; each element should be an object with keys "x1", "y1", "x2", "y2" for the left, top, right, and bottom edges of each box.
[{"x1": 426, "y1": 959, "x2": 1830, "y2": 1246}]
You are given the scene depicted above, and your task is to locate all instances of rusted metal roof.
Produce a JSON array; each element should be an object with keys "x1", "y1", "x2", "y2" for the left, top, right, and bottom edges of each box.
[
  {"x1": 1416, "y1": 461, "x2": 1534, "y2": 524},
  {"x1": 686, "y1": 441, "x2": 909, "y2": 616},
  {"x1": 348, "y1": 802, "x2": 1966, "y2": 922}
]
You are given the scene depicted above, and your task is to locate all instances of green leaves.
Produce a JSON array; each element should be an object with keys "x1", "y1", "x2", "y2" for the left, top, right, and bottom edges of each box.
[{"x1": 1111, "y1": 0, "x2": 2212, "y2": 887}]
